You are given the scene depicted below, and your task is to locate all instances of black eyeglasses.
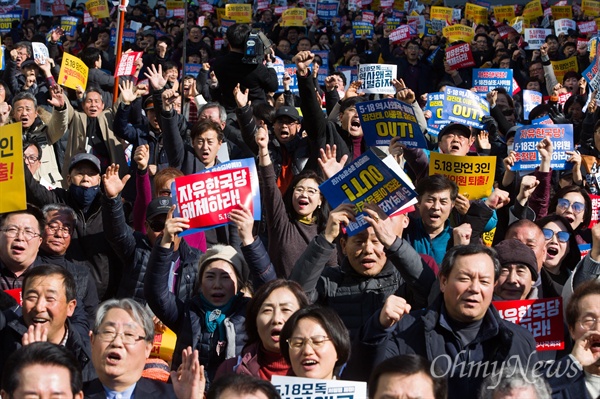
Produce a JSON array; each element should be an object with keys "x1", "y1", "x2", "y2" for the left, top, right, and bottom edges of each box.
[
  {"x1": 542, "y1": 228, "x2": 570, "y2": 243},
  {"x1": 148, "y1": 220, "x2": 165, "y2": 232}
]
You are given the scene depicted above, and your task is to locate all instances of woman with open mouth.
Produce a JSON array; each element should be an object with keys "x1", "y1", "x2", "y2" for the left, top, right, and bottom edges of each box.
[
  {"x1": 279, "y1": 306, "x2": 350, "y2": 380},
  {"x1": 215, "y1": 279, "x2": 309, "y2": 380},
  {"x1": 547, "y1": 185, "x2": 592, "y2": 246},
  {"x1": 535, "y1": 214, "x2": 581, "y2": 297}
]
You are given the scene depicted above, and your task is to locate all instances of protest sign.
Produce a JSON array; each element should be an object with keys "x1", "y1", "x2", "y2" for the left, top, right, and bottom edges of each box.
[
  {"x1": 445, "y1": 43, "x2": 475, "y2": 70},
  {"x1": 312, "y1": 50, "x2": 329, "y2": 86},
  {"x1": 316, "y1": 0, "x2": 339, "y2": 20},
  {"x1": 407, "y1": 15, "x2": 425, "y2": 35},
  {"x1": 430, "y1": 6, "x2": 453, "y2": 22},
  {"x1": 472, "y1": 68, "x2": 513, "y2": 94},
  {"x1": 554, "y1": 18, "x2": 577, "y2": 36},
  {"x1": 37, "y1": 0, "x2": 68, "y2": 16},
  {"x1": 452, "y1": 8, "x2": 462, "y2": 21},
  {"x1": 273, "y1": 6, "x2": 288, "y2": 15},
  {"x1": 496, "y1": 22, "x2": 518, "y2": 39},
  {"x1": 493, "y1": 5, "x2": 515, "y2": 21},
  {"x1": 348, "y1": 0, "x2": 361, "y2": 11},
  {"x1": 130, "y1": 20, "x2": 142, "y2": 32},
  {"x1": 282, "y1": 8, "x2": 306, "y2": 26},
  {"x1": 386, "y1": 17, "x2": 402, "y2": 31},
  {"x1": 271, "y1": 376, "x2": 367, "y2": 399},
  {"x1": 337, "y1": 66, "x2": 359, "y2": 87},
  {"x1": 61, "y1": 16, "x2": 79, "y2": 37},
  {"x1": 225, "y1": 4, "x2": 251, "y2": 23},
  {"x1": 495, "y1": 297, "x2": 564, "y2": 351},
  {"x1": 115, "y1": 51, "x2": 142, "y2": 77},
  {"x1": 150, "y1": 326, "x2": 176, "y2": 364},
  {"x1": 578, "y1": 20, "x2": 597, "y2": 35},
  {"x1": 389, "y1": 25, "x2": 416, "y2": 43},
  {"x1": 509, "y1": 17, "x2": 524, "y2": 34},
  {"x1": 184, "y1": 64, "x2": 202, "y2": 78},
  {"x1": 282, "y1": 64, "x2": 299, "y2": 94},
  {"x1": 550, "y1": 5, "x2": 572, "y2": 19},
  {"x1": 58, "y1": 53, "x2": 89, "y2": 91},
  {"x1": 356, "y1": 99, "x2": 427, "y2": 148},
  {"x1": 362, "y1": 10, "x2": 375, "y2": 24},
  {"x1": 320, "y1": 149, "x2": 417, "y2": 236},
  {"x1": 442, "y1": 24, "x2": 475, "y2": 44},
  {"x1": 110, "y1": 28, "x2": 136, "y2": 47},
  {"x1": 590, "y1": 194, "x2": 600, "y2": 227},
  {"x1": 32, "y1": 42, "x2": 49, "y2": 65},
  {"x1": 465, "y1": 3, "x2": 488, "y2": 24},
  {"x1": 512, "y1": 124, "x2": 574, "y2": 171},
  {"x1": 583, "y1": 0, "x2": 600, "y2": 17},
  {"x1": 0, "y1": 13, "x2": 22, "y2": 33},
  {"x1": 522, "y1": 90, "x2": 542, "y2": 120},
  {"x1": 173, "y1": 158, "x2": 260, "y2": 235},
  {"x1": 352, "y1": 21, "x2": 374, "y2": 38},
  {"x1": 272, "y1": 56, "x2": 286, "y2": 92},
  {"x1": 358, "y1": 64, "x2": 396, "y2": 95},
  {"x1": 550, "y1": 56, "x2": 578, "y2": 86},
  {"x1": 583, "y1": 60, "x2": 600, "y2": 92},
  {"x1": 0, "y1": 122, "x2": 26, "y2": 213},
  {"x1": 425, "y1": 92, "x2": 451, "y2": 125},
  {"x1": 524, "y1": 28, "x2": 552, "y2": 50},
  {"x1": 442, "y1": 86, "x2": 490, "y2": 129},
  {"x1": 429, "y1": 153, "x2": 496, "y2": 199},
  {"x1": 430, "y1": 19, "x2": 447, "y2": 32},
  {"x1": 522, "y1": 0, "x2": 543, "y2": 20},
  {"x1": 85, "y1": 0, "x2": 110, "y2": 18}
]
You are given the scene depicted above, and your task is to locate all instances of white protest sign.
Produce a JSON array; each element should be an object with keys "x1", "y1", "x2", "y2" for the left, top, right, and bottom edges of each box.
[
  {"x1": 358, "y1": 64, "x2": 397, "y2": 95},
  {"x1": 271, "y1": 375, "x2": 367, "y2": 399},
  {"x1": 524, "y1": 28, "x2": 552, "y2": 49},
  {"x1": 32, "y1": 42, "x2": 49, "y2": 64},
  {"x1": 554, "y1": 18, "x2": 577, "y2": 36}
]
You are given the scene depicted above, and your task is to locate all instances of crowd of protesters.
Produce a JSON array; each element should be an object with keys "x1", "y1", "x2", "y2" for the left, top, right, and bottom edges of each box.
[{"x1": 1, "y1": 0, "x2": 600, "y2": 398}]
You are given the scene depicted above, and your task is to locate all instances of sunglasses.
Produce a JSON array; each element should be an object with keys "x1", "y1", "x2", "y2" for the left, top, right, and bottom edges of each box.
[
  {"x1": 556, "y1": 198, "x2": 585, "y2": 215},
  {"x1": 542, "y1": 228, "x2": 570, "y2": 243},
  {"x1": 148, "y1": 220, "x2": 165, "y2": 232},
  {"x1": 501, "y1": 108, "x2": 515, "y2": 116}
]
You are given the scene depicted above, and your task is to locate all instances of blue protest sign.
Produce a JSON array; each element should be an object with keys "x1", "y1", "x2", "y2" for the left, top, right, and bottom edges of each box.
[
  {"x1": 352, "y1": 21, "x2": 374, "y2": 39},
  {"x1": 312, "y1": 50, "x2": 329, "y2": 86},
  {"x1": 356, "y1": 99, "x2": 427, "y2": 148},
  {"x1": 442, "y1": 86, "x2": 490, "y2": 129},
  {"x1": 316, "y1": 0, "x2": 339, "y2": 20},
  {"x1": 0, "y1": 13, "x2": 23, "y2": 33},
  {"x1": 184, "y1": 63, "x2": 202, "y2": 78},
  {"x1": 320, "y1": 150, "x2": 417, "y2": 236},
  {"x1": 110, "y1": 28, "x2": 136, "y2": 47},
  {"x1": 512, "y1": 124, "x2": 574, "y2": 171},
  {"x1": 279, "y1": 64, "x2": 299, "y2": 94},
  {"x1": 472, "y1": 68, "x2": 513, "y2": 95},
  {"x1": 61, "y1": 16, "x2": 79, "y2": 36},
  {"x1": 522, "y1": 90, "x2": 542, "y2": 120},
  {"x1": 424, "y1": 92, "x2": 451, "y2": 137}
]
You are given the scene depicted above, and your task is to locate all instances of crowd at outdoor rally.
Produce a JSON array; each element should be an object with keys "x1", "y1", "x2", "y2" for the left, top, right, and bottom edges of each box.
[{"x1": 1, "y1": 0, "x2": 600, "y2": 397}]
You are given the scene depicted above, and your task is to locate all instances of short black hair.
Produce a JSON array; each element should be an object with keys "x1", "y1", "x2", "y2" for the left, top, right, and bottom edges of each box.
[
  {"x1": 416, "y1": 174, "x2": 458, "y2": 201},
  {"x1": 207, "y1": 374, "x2": 280, "y2": 399},
  {"x1": 1, "y1": 342, "x2": 82, "y2": 396},
  {"x1": 566, "y1": 280, "x2": 600, "y2": 330},
  {"x1": 80, "y1": 47, "x2": 102, "y2": 68},
  {"x1": 226, "y1": 23, "x2": 251, "y2": 50},
  {"x1": 0, "y1": 204, "x2": 46, "y2": 233},
  {"x1": 190, "y1": 119, "x2": 224, "y2": 142},
  {"x1": 439, "y1": 244, "x2": 500, "y2": 281},
  {"x1": 22, "y1": 264, "x2": 77, "y2": 302},
  {"x1": 368, "y1": 355, "x2": 448, "y2": 399}
]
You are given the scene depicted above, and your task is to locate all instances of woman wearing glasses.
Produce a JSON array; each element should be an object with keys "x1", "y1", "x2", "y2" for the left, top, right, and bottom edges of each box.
[
  {"x1": 535, "y1": 214, "x2": 581, "y2": 297},
  {"x1": 279, "y1": 306, "x2": 351, "y2": 380},
  {"x1": 548, "y1": 185, "x2": 592, "y2": 245},
  {"x1": 256, "y1": 127, "x2": 336, "y2": 278}
]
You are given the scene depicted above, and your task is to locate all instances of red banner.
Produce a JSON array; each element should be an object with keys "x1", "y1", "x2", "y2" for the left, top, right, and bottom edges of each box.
[
  {"x1": 4, "y1": 288, "x2": 22, "y2": 305},
  {"x1": 389, "y1": 25, "x2": 415, "y2": 44},
  {"x1": 445, "y1": 43, "x2": 476, "y2": 70},
  {"x1": 494, "y1": 297, "x2": 564, "y2": 351},
  {"x1": 174, "y1": 167, "x2": 254, "y2": 230},
  {"x1": 115, "y1": 51, "x2": 142, "y2": 77}
]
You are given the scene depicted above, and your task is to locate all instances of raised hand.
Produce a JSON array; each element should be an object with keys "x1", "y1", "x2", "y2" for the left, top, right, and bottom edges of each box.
[
  {"x1": 293, "y1": 51, "x2": 315, "y2": 76},
  {"x1": 324, "y1": 203, "x2": 356, "y2": 243},
  {"x1": 144, "y1": 64, "x2": 167, "y2": 91},
  {"x1": 102, "y1": 164, "x2": 131, "y2": 199},
  {"x1": 363, "y1": 202, "x2": 396, "y2": 248},
  {"x1": 161, "y1": 205, "x2": 190, "y2": 246},
  {"x1": 21, "y1": 323, "x2": 48, "y2": 346},
  {"x1": 452, "y1": 223, "x2": 472, "y2": 246},
  {"x1": 318, "y1": 144, "x2": 347, "y2": 179},
  {"x1": 47, "y1": 84, "x2": 65, "y2": 109},
  {"x1": 133, "y1": 144, "x2": 150, "y2": 171},
  {"x1": 229, "y1": 206, "x2": 256, "y2": 246},
  {"x1": 119, "y1": 80, "x2": 137, "y2": 104},
  {"x1": 171, "y1": 346, "x2": 205, "y2": 399},
  {"x1": 378, "y1": 295, "x2": 411, "y2": 328},
  {"x1": 233, "y1": 83, "x2": 249, "y2": 108}
]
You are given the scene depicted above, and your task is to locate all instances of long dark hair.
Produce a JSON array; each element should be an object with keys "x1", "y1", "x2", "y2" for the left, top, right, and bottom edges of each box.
[
  {"x1": 548, "y1": 185, "x2": 592, "y2": 230},
  {"x1": 282, "y1": 170, "x2": 329, "y2": 232}
]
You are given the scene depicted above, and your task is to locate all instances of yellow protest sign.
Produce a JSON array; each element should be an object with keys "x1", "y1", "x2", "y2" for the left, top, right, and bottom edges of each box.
[
  {"x1": 429, "y1": 152, "x2": 496, "y2": 199},
  {"x1": 225, "y1": 4, "x2": 251, "y2": 23},
  {"x1": 510, "y1": 17, "x2": 525, "y2": 34},
  {"x1": 166, "y1": 0, "x2": 184, "y2": 9},
  {"x1": 550, "y1": 56, "x2": 578, "y2": 85},
  {"x1": 58, "y1": 53, "x2": 89, "y2": 91},
  {"x1": 282, "y1": 8, "x2": 306, "y2": 27},
  {"x1": 431, "y1": 6, "x2": 453, "y2": 22},
  {"x1": 583, "y1": 0, "x2": 600, "y2": 17},
  {"x1": 442, "y1": 24, "x2": 475, "y2": 44},
  {"x1": 85, "y1": 0, "x2": 109, "y2": 18},
  {"x1": 522, "y1": 0, "x2": 543, "y2": 20},
  {"x1": 150, "y1": 327, "x2": 177, "y2": 363},
  {"x1": 0, "y1": 122, "x2": 26, "y2": 213},
  {"x1": 550, "y1": 5, "x2": 572, "y2": 19},
  {"x1": 493, "y1": 6, "x2": 515, "y2": 22},
  {"x1": 216, "y1": 8, "x2": 225, "y2": 24},
  {"x1": 465, "y1": 3, "x2": 488, "y2": 25}
]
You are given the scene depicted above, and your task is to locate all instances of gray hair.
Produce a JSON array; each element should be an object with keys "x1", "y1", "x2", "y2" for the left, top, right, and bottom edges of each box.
[
  {"x1": 478, "y1": 367, "x2": 551, "y2": 399},
  {"x1": 42, "y1": 204, "x2": 77, "y2": 222},
  {"x1": 200, "y1": 102, "x2": 227, "y2": 123},
  {"x1": 93, "y1": 298, "x2": 154, "y2": 341},
  {"x1": 12, "y1": 91, "x2": 38, "y2": 108}
]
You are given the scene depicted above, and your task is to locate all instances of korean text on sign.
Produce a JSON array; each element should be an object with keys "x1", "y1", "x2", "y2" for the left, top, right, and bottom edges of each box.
[
  {"x1": 429, "y1": 152, "x2": 496, "y2": 199},
  {"x1": 0, "y1": 122, "x2": 26, "y2": 213},
  {"x1": 494, "y1": 297, "x2": 564, "y2": 351},
  {"x1": 271, "y1": 375, "x2": 367, "y2": 399},
  {"x1": 115, "y1": 51, "x2": 142, "y2": 77},
  {"x1": 441, "y1": 86, "x2": 490, "y2": 129},
  {"x1": 356, "y1": 98, "x2": 427, "y2": 148},
  {"x1": 512, "y1": 124, "x2": 574, "y2": 171},
  {"x1": 358, "y1": 64, "x2": 396, "y2": 95},
  {"x1": 320, "y1": 149, "x2": 417, "y2": 236}
]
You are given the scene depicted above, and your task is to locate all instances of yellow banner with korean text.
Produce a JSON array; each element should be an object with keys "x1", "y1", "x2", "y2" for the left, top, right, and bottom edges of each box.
[
  {"x1": 225, "y1": 4, "x2": 251, "y2": 23},
  {"x1": 0, "y1": 122, "x2": 26, "y2": 213},
  {"x1": 429, "y1": 152, "x2": 496, "y2": 199},
  {"x1": 442, "y1": 24, "x2": 475, "y2": 44},
  {"x1": 493, "y1": 5, "x2": 515, "y2": 22},
  {"x1": 85, "y1": 0, "x2": 109, "y2": 19},
  {"x1": 282, "y1": 8, "x2": 306, "y2": 27},
  {"x1": 583, "y1": 0, "x2": 600, "y2": 17},
  {"x1": 550, "y1": 5, "x2": 572, "y2": 20},
  {"x1": 551, "y1": 56, "x2": 578, "y2": 85},
  {"x1": 522, "y1": 0, "x2": 543, "y2": 20},
  {"x1": 431, "y1": 6, "x2": 453, "y2": 23},
  {"x1": 58, "y1": 53, "x2": 89, "y2": 90},
  {"x1": 465, "y1": 3, "x2": 488, "y2": 25}
]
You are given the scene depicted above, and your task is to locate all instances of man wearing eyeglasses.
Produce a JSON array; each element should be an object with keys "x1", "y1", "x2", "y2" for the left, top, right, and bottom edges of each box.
[
  {"x1": 546, "y1": 280, "x2": 600, "y2": 399},
  {"x1": 101, "y1": 165, "x2": 201, "y2": 304}
]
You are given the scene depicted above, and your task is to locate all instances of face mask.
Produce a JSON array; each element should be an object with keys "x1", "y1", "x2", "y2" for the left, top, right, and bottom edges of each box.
[{"x1": 69, "y1": 184, "x2": 99, "y2": 209}]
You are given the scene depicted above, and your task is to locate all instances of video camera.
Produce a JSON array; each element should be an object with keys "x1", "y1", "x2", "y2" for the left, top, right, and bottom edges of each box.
[{"x1": 242, "y1": 29, "x2": 272, "y2": 64}]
